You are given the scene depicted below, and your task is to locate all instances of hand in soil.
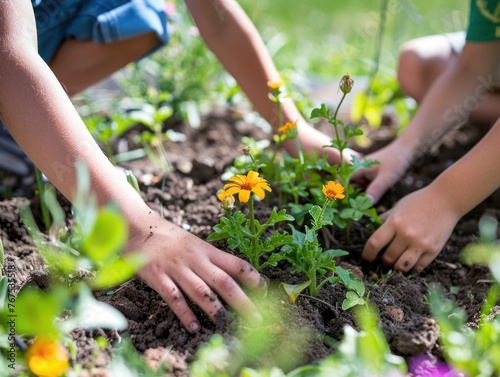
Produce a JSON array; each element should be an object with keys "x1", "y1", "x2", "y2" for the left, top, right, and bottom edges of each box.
[
  {"x1": 126, "y1": 211, "x2": 265, "y2": 333},
  {"x1": 362, "y1": 184, "x2": 459, "y2": 273}
]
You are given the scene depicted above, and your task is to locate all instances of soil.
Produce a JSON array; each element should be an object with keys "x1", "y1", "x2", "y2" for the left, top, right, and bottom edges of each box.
[{"x1": 1, "y1": 107, "x2": 498, "y2": 376}]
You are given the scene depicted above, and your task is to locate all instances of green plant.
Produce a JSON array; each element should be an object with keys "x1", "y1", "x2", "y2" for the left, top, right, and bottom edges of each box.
[
  {"x1": 278, "y1": 181, "x2": 365, "y2": 308},
  {"x1": 190, "y1": 303, "x2": 407, "y2": 377},
  {"x1": 208, "y1": 170, "x2": 294, "y2": 271},
  {"x1": 424, "y1": 213, "x2": 500, "y2": 377},
  {"x1": 0, "y1": 161, "x2": 145, "y2": 376},
  {"x1": 191, "y1": 288, "x2": 311, "y2": 376},
  {"x1": 310, "y1": 75, "x2": 381, "y2": 242},
  {"x1": 427, "y1": 285, "x2": 500, "y2": 377}
]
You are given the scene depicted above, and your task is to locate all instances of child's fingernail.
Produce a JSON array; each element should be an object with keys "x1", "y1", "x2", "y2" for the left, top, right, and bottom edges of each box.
[
  {"x1": 189, "y1": 321, "x2": 200, "y2": 333},
  {"x1": 258, "y1": 275, "x2": 270, "y2": 289},
  {"x1": 366, "y1": 194, "x2": 375, "y2": 203},
  {"x1": 250, "y1": 312, "x2": 263, "y2": 326}
]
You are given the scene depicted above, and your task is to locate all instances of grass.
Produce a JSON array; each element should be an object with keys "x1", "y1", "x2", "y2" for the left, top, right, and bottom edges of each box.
[{"x1": 240, "y1": 0, "x2": 468, "y2": 77}]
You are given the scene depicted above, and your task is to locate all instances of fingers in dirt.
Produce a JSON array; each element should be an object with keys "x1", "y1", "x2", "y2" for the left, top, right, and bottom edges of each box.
[
  {"x1": 393, "y1": 249, "x2": 421, "y2": 273},
  {"x1": 178, "y1": 270, "x2": 227, "y2": 325},
  {"x1": 413, "y1": 253, "x2": 437, "y2": 274},
  {"x1": 201, "y1": 263, "x2": 263, "y2": 326},
  {"x1": 154, "y1": 274, "x2": 201, "y2": 333},
  {"x1": 362, "y1": 223, "x2": 396, "y2": 263}
]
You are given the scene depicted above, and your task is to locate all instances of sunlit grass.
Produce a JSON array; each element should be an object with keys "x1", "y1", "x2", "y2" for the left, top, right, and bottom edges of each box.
[{"x1": 240, "y1": 0, "x2": 468, "y2": 77}]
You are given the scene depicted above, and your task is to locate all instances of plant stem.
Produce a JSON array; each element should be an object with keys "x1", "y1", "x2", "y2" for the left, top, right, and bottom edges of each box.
[
  {"x1": 317, "y1": 199, "x2": 331, "y2": 230},
  {"x1": 308, "y1": 272, "x2": 318, "y2": 297},
  {"x1": 293, "y1": 137, "x2": 304, "y2": 165},
  {"x1": 345, "y1": 220, "x2": 351, "y2": 246},
  {"x1": 248, "y1": 197, "x2": 258, "y2": 268},
  {"x1": 35, "y1": 167, "x2": 51, "y2": 231},
  {"x1": 331, "y1": 92, "x2": 347, "y2": 167}
]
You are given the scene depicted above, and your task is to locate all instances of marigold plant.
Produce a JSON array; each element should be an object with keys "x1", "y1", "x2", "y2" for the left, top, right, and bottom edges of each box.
[{"x1": 209, "y1": 170, "x2": 293, "y2": 271}]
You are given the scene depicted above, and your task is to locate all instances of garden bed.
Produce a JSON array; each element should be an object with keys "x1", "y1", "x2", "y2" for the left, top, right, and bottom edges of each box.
[{"x1": 1, "y1": 107, "x2": 497, "y2": 376}]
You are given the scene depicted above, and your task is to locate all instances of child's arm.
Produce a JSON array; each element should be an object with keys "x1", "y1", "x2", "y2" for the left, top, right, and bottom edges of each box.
[
  {"x1": 358, "y1": 40, "x2": 500, "y2": 204},
  {"x1": 1, "y1": 0, "x2": 263, "y2": 332},
  {"x1": 360, "y1": 40, "x2": 500, "y2": 272},
  {"x1": 184, "y1": 0, "x2": 355, "y2": 163},
  {"x1": 362, "y1": 115, "x2": 500, "y2": 273}
]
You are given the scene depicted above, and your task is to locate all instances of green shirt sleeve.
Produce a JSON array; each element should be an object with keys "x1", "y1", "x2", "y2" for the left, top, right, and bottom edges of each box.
[{"x1": 466, "y1": 0, "x2": 500, "y2": 41}]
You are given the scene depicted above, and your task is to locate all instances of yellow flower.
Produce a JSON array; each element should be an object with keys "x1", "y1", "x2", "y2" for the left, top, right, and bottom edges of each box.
[
  {"x1": 224, "y1": 170, "x2": 272, "y2": 203},
  {"x1": 278, "y1": 121, "x2": 297, "y2": 134},
  {"x1": 27, "y1": 337, "x2": 69, "y2": 377},
  {"x1": 322, "y1": 181, "x2": 345, "y2": 201},
  {"x1": 217, "y1": 189, "x2": 235, "y2": 208},
  {"x1": 266, "y1": 80, "x2": 283, "y2": 91}
]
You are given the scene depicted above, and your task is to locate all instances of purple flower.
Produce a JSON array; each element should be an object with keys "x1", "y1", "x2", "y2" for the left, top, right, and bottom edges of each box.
[{"x1": 409, "y1": 354, "x2": 462, "y2": 377}]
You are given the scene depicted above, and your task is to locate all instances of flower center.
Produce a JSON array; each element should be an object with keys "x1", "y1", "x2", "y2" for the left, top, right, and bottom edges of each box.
[{"x1": 241, "y1": 183, "x2": 253, "y2": 190}]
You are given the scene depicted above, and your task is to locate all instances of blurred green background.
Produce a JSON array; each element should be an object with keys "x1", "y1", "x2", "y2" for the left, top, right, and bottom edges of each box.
[{"x1": 239, "y1": 0, "x2": 468, "y2": 77}]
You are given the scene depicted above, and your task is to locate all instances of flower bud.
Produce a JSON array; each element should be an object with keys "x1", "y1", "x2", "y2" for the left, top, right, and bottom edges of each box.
[
  {"x1": 242, "y1": 146, "x2": 251, "y2": 156},
  {"x1": 339, "y1": 74, "x2": 354, "y2": 94}
]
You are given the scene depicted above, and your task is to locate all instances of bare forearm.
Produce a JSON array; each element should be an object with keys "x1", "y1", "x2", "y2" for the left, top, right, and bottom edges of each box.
[
  {"x1": 398, "y1": 42, "x2": 500, "y2": 153},
  {"x1": 0, "y1": 2, "x2": 149, "y2": 228},
  {"x1": 431, "y1": 117, "x2": 500, "y2": 218},
  {"x1": 184, "y1": 0, "x2": 302, "y2": 128}
]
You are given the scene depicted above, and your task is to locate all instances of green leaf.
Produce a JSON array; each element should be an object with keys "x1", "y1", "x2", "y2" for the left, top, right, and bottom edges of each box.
[
  {"x1": 461, "y1": 243, "x2": 496, "y2": 266},
  {"x1": 63, "y1": 286, "x2": 128, "y2": 331},
  {"x1": 335, "y1": 266, "x2": 351, "y2": 286},
  {"x1": 0, "y1": 277, "x2": 7, "y2": 311},
  {"x1": 310, "y1": 103, "x2": 329, "y2": 119},
  {"x1": 489, "y1": 252, "x2": 500, "y2": 284},
  {"x1": 350, "y1": 91, "x2": 367, "y2": 123},
  {"x1": 289, "y1": 226, "x2": 306, "y2": 250},
  {"x1": 43, "y1": 184, "x2": 65, "y2": 226},
  {"x1": 342, "y1": 291, "x2": 365, "y2": 310},
  {"x1": 279, "y1": 281, "x2": 311, "y2": 304},
  {"x1": 82, "y1": 206, "x2": 128, "y2": 263},
  {"x1": 479, "y1": 215, "x2": 498, "y2": 244},
  {"x1": 353, "y1": 195, "x2": 373, "y2": 211},
  {"x1": 92, "y1": 253, "x2": 146, "y2": 290},
  {"x1": 268, "y1": 209, "x2": 295, "y2": 225},
  {"x1": 0, "y1": 238, "x2": 3, "y2": 273},
  {"x1": 324, "y1": 249, "x2": 349, "y2": 259},
  {"x1": 347, "y1": 278, "x2": 366, "y2": 297},
  {"x1": 14, "y1": 286, "x2": 68, "y2": 337}
]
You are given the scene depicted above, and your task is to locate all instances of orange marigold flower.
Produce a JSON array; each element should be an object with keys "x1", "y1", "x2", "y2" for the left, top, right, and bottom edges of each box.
[
  {"x1": 223, "y1": 170, "x2": 272, "y2": 204},
  {"x1": 322, "y1": 181, "x2": 345, "y2": 201},
  {"x1": 27, "y1": 337, "x2": 69, "y2": 377},
  {"x1": 217, "y1": 189, "x2": 235, "y2": 208},
  {"x1": 278, "y1": 121, "x2": 297, "y2": 134},
  {"x1": 266, "y1": 80, "x2": 283, "y2": 91}
]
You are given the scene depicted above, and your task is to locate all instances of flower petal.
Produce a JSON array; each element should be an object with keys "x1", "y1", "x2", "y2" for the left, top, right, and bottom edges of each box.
[
  {"x1": 238, "y1": 190, "x2": 251, "y2": 204},
  {"x1": 252, "y1": 186, "x2": 266, "y2": 200},
  {"x1": 224, "y1": 186, "x2": 241, "y2": 197},
  {"x1": 247, "y1": 170, "x2": 260, "y2": 182}
]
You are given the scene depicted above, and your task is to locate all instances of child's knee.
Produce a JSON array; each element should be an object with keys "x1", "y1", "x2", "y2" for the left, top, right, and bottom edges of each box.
[{"x1": 397, "y1": 41, "x2": 427, "y2": 96}]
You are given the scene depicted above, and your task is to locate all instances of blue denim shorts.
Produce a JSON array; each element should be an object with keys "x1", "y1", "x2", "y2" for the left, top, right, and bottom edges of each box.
[{"x1": 32, "y1": 0, "x2": 169, "y2": 63}]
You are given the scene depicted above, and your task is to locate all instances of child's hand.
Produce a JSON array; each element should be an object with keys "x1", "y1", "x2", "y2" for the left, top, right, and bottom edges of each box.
[
  {"x1": 362, "y1": 184, "x2": 460, "y2": 273},
  {"x1": 126, "y1": 212, "x2": 264, "y2": 332},
  {"x1": 353, "y1": 140, "x2": 416, "y2": 203}
]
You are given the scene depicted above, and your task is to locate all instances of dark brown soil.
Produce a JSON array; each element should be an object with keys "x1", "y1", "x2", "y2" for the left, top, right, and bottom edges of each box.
[{"x1": 1, "y1": 107, "x2": 498, "y2": 376}]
